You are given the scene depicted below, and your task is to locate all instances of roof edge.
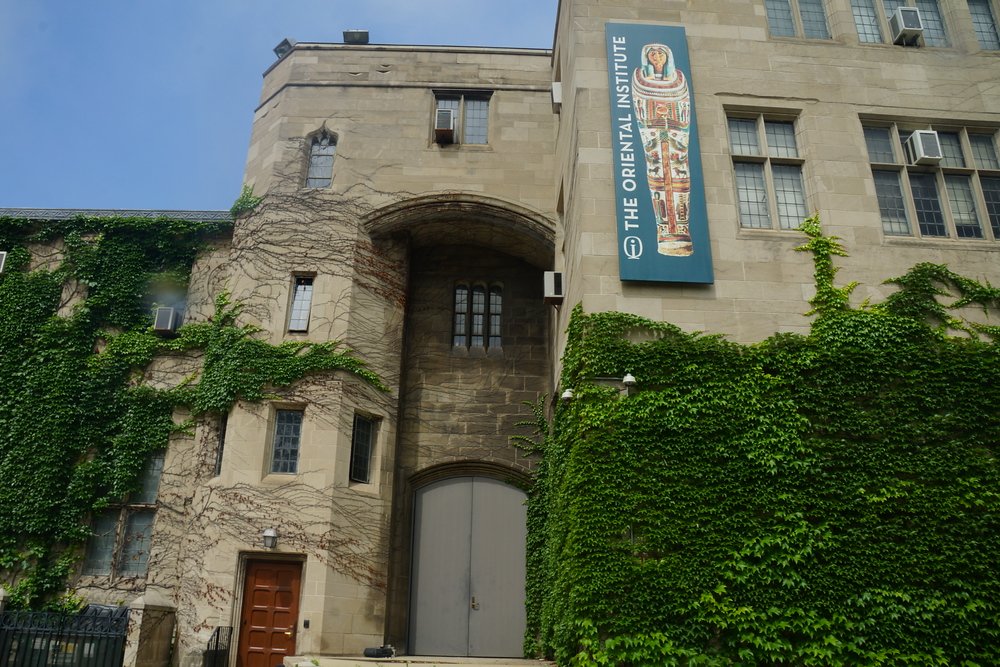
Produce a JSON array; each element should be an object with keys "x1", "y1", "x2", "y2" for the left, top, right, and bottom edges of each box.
[{"x1": 0, "y1": 208, "x2": 232, "y2": 222}]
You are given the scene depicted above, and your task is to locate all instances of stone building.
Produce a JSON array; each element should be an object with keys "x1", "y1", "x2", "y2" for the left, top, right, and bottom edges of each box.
[{"x1": 6, "y1": 0, "x2": 1000, "y2": 665}]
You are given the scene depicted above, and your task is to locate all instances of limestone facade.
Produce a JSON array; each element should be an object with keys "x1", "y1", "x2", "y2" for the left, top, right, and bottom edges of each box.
[{"x1": 48, "y1": 0, "x2": 1000, "y2": 664}]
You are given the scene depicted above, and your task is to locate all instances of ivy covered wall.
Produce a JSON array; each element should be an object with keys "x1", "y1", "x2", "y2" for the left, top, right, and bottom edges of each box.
[
  {"x1": 0, "y1": 214, "x2": 384, "y2": 609},
  {"x1": 529, "y1": 219, "x2": 1000, "y2": 665}
]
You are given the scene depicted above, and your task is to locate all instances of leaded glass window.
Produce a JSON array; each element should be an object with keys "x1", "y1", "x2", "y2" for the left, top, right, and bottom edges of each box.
[
  {"x1": 453, "y1": 283, "x2": 502, "y2": 350},
  {"x1": 765, "y1": 0, "x2": 830, "y2": 38},
  {"x1": 81, "y1": 451, "x2": 164, "y2": 578},
  {"x1": 730, "y1": 114, "x2": 808, "y2": 230},
  {"x1": 305, "y1": 133, "x2": 336, "y2": 188},
  {"x1": 864, "y1": 123, "x2": 998, "y2": 240},
  {"x1": 271, "y1": 409, "x2": 303, "y2": 474},
  {"x1": 350, "y1": 414, "x2": 376, "y2": 484},
  {"x1": 435, "y1": 93, "x2": 491, "y2": 145},
  {"x1": 969, "y1": 0, "x2": 1000, "y2": 49},
  {"x1": 852, "y1": 0, "x2": 885, "y2": 42},
  {"x1": 288, "y1": 275, "x2": 314, "y2": 332}
]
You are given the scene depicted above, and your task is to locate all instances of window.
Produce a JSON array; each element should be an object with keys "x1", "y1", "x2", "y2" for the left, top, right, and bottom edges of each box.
[
  {"x1": 765, "y1": 0, "x2": 831, "y2": 38},
  {"x1": 969, "y1": 0, "x2": 1000, "y2": 49},
  {"x1": 82, "y1": 451, "x2": 164, "y2": 577},
  {"x1": 851, "y1": 0, "x2": 949, "y2": 45},
  {"x1": 435, "y1": 93, "x2": 491, "y2": 145},
  {"x1": 214, "y1": 412, "x2": 227, "y2": 477},
  {"x1": 349, "y1": 414, "x2": 377, "y2": 483},
  {"x1": 728, "y1": 115, "x2": 808, "y2": 230},
  {"x1": 271, "y1": 409, "x2": 303, "y2": 474},
  {"x1": 453, "y1": 283, "x2": 502, "y2": 349},
  {"x1": 287, "y1": 275, "x2": 314, "y2": 332},
  {"x1": 305, "y1": 132, "x2": 336, "y2": 188},
  {"x1": 864, "y1": 123, "x2": 1000, "y2": 239}
]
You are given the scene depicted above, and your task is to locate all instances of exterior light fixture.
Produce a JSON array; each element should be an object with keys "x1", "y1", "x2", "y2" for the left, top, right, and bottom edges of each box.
[
  {"x1": 273, "y1": 38, "x2": 297, "y2": 59},
  {"x1": 262, "y1": 527, "x2": 278, "y2": 549},
  {"x1": 561, "y1": 389, "x2": 574, "y2": 401},
  {"x1": 622, "y1": 373, "x2": 637, "y2": 386}
]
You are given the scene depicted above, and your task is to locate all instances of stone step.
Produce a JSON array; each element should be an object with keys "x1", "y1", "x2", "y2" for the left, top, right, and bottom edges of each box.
[{"x1": 288, "y1": 656, "x2": 554, "y2": 667}]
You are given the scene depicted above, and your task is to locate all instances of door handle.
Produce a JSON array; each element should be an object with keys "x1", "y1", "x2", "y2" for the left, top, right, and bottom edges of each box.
[
  {"x1": 284, "y1": 631, "x2": 294, "y2": 636},
  {"x1": 471, "y1": 596, "x2": 480, "y2": 610}
]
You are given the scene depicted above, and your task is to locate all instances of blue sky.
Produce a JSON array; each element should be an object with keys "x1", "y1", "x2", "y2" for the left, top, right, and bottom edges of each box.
[{"x1": 0, "y1": 0, "x2": 557, "y2": 212}]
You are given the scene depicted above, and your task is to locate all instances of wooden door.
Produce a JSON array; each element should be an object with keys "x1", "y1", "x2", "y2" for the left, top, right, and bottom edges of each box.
[
  {"x1": 237, "y1": 560, "x2": 302, "y2": 667},
  {"x1": 409, "y1": 477, "x2": 527, "y2": 657}
]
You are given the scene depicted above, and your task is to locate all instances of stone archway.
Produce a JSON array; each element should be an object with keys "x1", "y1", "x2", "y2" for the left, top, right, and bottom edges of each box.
[{"x1": 365, "y1": 194, "x2": 553, "y2": 655}]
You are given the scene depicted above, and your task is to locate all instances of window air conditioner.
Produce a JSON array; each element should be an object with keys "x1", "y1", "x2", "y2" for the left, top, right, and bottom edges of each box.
[
  {"x1": 905, "y1": 130, "x2": 942, "y2": 165},
  {"x1": 0, "y1": 251, "x2": 6, "y2": 274},
  {"x1": 890, "y1": 7, "x2": 923, "y2": 45},
  {"x1": 543, "y1": 271, "x2": 564, "y2": 305},
  {"x1": 153, "y1": 306, "x2": 178, "y2": 335},
  {"x1": 434, "y1": 108, "x2": 455, "y2": 144},
  {"x1": 551, "y1": 82, "x2": 563, "y2": 113}
]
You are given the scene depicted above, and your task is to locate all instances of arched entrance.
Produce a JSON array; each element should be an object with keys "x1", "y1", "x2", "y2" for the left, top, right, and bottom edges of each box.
[
  {"x1": 365, "y1": 194, "x2": 553, "y2": 655},
  {"x1": 408, "y1": 475, "x2": 527, "y2": 657}
]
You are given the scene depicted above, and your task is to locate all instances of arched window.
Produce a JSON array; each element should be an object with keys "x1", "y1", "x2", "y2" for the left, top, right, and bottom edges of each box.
[
  {"x1": 453, "y1": 282, "x2": 502, "y2": 349},
  {"x1": 305, "y1": 132, "x2": 336, "y2": 188}
]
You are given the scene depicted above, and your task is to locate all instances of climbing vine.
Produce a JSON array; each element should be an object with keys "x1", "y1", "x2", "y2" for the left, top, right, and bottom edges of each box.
[
  {"x1": 0, "y1": 213, "x2": 385, "y2": 609},
  {"x1": 529, "y1": 216, "x2": 1000, "y2": 665}
]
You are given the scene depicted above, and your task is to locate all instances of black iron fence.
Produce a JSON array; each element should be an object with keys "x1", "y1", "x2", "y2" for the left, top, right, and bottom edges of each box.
[
  {"x1": 201, "y1": 626, "x2": 232, "y2": 667},
  {"x1": 0, "y1": 605, "x2": 129, "y2": 667}
]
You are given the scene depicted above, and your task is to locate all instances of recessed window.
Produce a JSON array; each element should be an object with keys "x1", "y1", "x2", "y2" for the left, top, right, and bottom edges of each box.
[
  {"x1": 305, "y1": 132, "x2": 336, "y2": 188},
  {"x1": 214, "y1": 412, "x2": 228, "y2": 477},
  {"x1": 349, "y1": 414, "x2": 378, "y2": 484},
  {"x1": 434, "y1": 93, "x2": 491, "y2": 145},
  {"x1": 851, "y1": 0, "x2": 949, "y2": 46},
  {"x1": 453, "y1": 283, "x2": 502, "y2": 349},
  {"x1": 288, "y1": 275, "x2": 314, "y2": 333},
  {"x1": 728, "y1": 115, "x2": 808, "y2": 230},
  {"x1": 82, "y1": 451, "x2": 164, "y2": 578},
  {"x1": 864, "y1": 123, "x2": 1000, "y2": 239},
  {"x1": 969, "y1": 0, "x2": 1000, "y2": 49},
  {"x1": 271, "y1": 409, "x2": 303, "y2": 474},
  {"x1": 765, "y1": 0, "x2": 831, "y2": 38}
]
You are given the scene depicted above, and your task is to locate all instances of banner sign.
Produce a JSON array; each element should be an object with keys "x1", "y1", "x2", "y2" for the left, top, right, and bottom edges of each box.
[{"x1": 605, "y1": 22, "x2": 713, "y2": 283}]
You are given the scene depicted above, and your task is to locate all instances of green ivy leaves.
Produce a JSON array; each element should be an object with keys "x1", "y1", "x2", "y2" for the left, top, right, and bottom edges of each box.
[
  {"x1": 531, "y1": 219, "x2": 1000, "y2": 665},
  {"x1": 0, "y1": 214, "x2": 385, "y2": 609}
]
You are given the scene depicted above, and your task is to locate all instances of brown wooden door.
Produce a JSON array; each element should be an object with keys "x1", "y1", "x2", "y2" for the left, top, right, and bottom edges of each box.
[{"x1": 237, "y1": 560, "x2": 302, "y2": 667}]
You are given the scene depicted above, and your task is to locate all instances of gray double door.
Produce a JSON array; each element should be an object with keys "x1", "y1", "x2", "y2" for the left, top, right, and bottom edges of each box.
[{"x1": 409, "y1": 476, "x2": 527, "y2": 657}]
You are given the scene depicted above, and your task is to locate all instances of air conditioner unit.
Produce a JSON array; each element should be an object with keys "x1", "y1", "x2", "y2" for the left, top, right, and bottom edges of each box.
[
  {"x1": 152, "y1": 307, "x2": 178, "y2": 335},
  {"x1": 543, "y1": 271, "x2": 564, "y2": 305},
  {"x1": 0, "y1": 251, "x2": 6, "y2": 274},
  {"x1": 434, "y1": 108, "x2": 455, "y2": 144},
  {"x1": 905, "y1": 130, "x2": 942, "y2": 165},
  {"x1": 890, "y1": 7, "x2": 923, "y2": 45},
  {"x1": 551, "y1": 82, "x2": 563, "y2": 113}
]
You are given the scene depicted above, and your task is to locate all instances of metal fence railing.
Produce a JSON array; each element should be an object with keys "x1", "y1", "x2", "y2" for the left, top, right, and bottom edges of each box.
[
  {"x1": 201, "y1": 626, "x2": 232, "y2": 667},
  {"x1": 0, "y1": 605, "x2": 129, "y2": 667}
]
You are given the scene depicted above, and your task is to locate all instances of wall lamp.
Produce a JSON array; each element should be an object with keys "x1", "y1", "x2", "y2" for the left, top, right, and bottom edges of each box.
[
  {"x1": 262, "y1": 527, "x2": 278, "y2": 549},
  {"x1": 622, "y1": 373, "x2": 637, "y2": 387},
  {"x1": 560, "y1": 388, "x2": 574, "y2": 401}
]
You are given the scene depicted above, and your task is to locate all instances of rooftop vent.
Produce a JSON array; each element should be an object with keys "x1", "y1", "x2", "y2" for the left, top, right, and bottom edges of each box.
[
  {"x1": 273, "y1": 38, "x2": 297, "y2": 59},
  {"x1": 343, "y1": 30, "x2": 369, "y2": 45}
]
